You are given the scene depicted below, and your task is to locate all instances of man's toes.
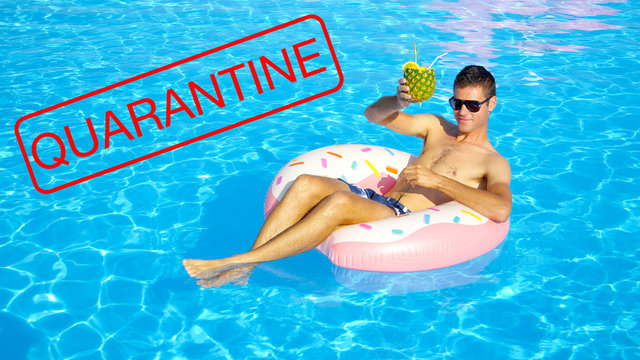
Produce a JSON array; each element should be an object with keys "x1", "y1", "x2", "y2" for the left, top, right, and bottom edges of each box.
[{"x1": 184, "y1": 259, "x2": 198, "y2": 266}]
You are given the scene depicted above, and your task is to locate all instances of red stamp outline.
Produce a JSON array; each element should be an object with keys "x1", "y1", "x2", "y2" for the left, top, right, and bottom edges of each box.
[{"x1": 15, "y1": 14, "x2": 343, "y2": 194}]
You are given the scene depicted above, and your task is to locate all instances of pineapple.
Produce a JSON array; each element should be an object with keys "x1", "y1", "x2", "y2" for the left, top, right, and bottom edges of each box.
[
  {"x1": 402, "y1": 45, "x2": 446, "y2": 103},
  {"x1": 402, "y1": 62, "x2": 436, "y2": 102}
]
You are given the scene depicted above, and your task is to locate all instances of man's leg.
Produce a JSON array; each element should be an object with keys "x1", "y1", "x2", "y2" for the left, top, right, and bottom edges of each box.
[
  {"x1": 252, "y1": 174, "x2": 350, "y2": 250},
  {"x1": 184, "y1": 190, "x2": 396, "y2": 287},
  {"x1": 182, "y1": 175, "x2": 349, "y2": 283}
]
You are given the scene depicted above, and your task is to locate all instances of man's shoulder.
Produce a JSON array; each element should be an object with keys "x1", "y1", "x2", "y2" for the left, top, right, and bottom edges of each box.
[
  {"x1": 418, "y1": 114, "x2": 457, "y2": 139},
  {"x1": 476, "y1": 139, "x2": 508, "y2": 162},
  {"x1": 431, "y1": 114, "x2": 456, "y2": 129},
  {"x1": 485, "y1": 150, "x2": 511, "y2": 176}
]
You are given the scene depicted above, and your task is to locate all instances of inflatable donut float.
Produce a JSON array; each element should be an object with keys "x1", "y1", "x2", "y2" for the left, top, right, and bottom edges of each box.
[{"x1": 264, "y1": 144, "x2": 510, "y2": 273}]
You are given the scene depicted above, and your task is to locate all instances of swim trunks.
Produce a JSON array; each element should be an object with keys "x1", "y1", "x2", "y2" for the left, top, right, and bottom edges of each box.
[{"x1": 339, "y1": 179, "x2": 411, "y2": 216}]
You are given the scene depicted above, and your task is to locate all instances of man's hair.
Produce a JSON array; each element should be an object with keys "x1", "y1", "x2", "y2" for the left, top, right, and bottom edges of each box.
[{"x1": 454, "y1": 65, "x2": 496, "y2": 98}]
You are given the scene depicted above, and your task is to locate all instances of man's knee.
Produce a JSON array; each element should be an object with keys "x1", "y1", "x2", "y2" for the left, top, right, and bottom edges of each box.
[
  {"x1": 292, "y1": 174, "x2": 320, "y2": 187},
  {"x1": 289, "y1": 174, "x2": 322, "y2": 194},
  {"x1": 282, "y1": 175, "x2": 328, "y2": 204},
  {"x1": 290, "y1": 174, "x2": 344, "y2": 197},
  {"x1": 312, "y1": 191, "x2": 365, "y2": 222},
  {"x1": 321, "y1": 191, "x2": 356, "y2": 212}
]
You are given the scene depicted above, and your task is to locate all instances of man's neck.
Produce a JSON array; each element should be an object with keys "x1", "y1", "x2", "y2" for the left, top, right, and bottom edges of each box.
[{"x1": 455, "y1": 126, "x2": 489, "y2": 145}]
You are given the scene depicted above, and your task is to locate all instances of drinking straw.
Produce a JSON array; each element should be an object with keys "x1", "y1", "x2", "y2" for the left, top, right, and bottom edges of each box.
[{"x1": 427, "y1": 52, "x2": 448, "y2": 70}]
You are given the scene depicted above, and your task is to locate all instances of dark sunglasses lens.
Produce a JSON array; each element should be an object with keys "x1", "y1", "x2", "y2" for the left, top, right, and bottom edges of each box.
[
  {"x1": 466, "y1": 101, "x2": 481, "y2": 112},
  {"x1": 449, "y1": 98, "x2": 463, "y2": 110},
  {"x1": 450, "y1": 97, "x2": 485, "y2": 112}
]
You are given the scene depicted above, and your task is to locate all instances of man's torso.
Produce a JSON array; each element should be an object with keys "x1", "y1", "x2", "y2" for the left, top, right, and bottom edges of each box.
[{"x1": 386, "y1": 119, "x2": 501, "y2": 211}]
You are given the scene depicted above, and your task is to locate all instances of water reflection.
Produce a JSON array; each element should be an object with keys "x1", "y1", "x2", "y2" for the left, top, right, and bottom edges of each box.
[
  {"x1": 331, "y1": 243, "x2": 504, "y2": 295},
  {"x1": 420, "y1": 0, "x2": 623, "y2": 64}
]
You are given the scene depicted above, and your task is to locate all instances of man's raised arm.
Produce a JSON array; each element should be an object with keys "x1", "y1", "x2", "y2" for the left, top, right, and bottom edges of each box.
[
  {"x1": 364, "y1": 79, "x2": 439, "y2": 138},
  {"x1": 364, "y1": 95, "x2": 406, "y2": 124}
]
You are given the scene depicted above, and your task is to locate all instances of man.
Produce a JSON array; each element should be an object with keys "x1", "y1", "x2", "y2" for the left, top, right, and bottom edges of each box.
[{"x1": 183, "y1": 65, "x2": 512, "y2": 288}]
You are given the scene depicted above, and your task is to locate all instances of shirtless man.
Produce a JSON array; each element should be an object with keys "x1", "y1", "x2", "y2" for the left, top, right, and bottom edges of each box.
[{"x1": 183, "y1": 65, "x2": 512, "y2": 288}]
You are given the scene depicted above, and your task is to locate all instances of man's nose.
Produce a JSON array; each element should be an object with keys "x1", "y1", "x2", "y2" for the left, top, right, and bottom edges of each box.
[{"x1": 458, "y1": 103, "x2": 471, "y2": 116}]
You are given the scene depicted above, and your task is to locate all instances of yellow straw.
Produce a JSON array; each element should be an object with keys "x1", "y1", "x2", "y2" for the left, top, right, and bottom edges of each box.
[{"x1": 413, "y1": 42, "x2": 418, "y2": 63}]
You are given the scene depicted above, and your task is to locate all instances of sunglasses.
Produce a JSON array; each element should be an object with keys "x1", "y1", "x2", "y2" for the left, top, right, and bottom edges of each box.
[{"x1": 449, "y1": 96, "x2": 491, "y2": 112}]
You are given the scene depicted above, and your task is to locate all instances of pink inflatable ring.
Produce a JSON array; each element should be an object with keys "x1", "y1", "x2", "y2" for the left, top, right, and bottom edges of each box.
[{"x1": 264, "y1": 144, "x2": 510, "y2": 273}]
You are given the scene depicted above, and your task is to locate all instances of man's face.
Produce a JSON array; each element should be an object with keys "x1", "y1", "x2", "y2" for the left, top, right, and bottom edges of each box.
[{"x1": 452, "y1": 85, "x2": 496, "y2": 134}]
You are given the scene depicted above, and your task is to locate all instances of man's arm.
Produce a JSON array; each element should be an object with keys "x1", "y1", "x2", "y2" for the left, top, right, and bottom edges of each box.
[
  {"x1": 364, "y1": 79, "x2": 442, "y2": 138},
  {"x1": 401, "y1": 156, "x2": 512, "y2": 222}
]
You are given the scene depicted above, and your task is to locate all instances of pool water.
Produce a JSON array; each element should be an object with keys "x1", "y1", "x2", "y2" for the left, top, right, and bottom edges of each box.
[{"x1": 2, "y1": 0, "x2": 639, "y2": 359}]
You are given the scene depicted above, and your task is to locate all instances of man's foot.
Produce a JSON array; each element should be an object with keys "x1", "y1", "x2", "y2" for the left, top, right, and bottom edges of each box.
[
  {"x1": 182, "y1": 258, "x2": 239, "y2": 279},
  {"x1": 196, "y1": 264, "x2": 258, "y2": 289}
]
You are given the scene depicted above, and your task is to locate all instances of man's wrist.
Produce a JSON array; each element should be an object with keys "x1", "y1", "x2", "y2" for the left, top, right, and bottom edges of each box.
[
  {"x1": 395, "y1": 95, "x2": 409, "y2": 110},
  {"x1": 431, "y1": 172, "x2": 448, "y2": 191}
]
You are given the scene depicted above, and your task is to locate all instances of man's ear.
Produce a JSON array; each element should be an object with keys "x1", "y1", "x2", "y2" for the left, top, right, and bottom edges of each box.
[{"x1": 488, "y1": 96, "x2": 497, "y2": 112}]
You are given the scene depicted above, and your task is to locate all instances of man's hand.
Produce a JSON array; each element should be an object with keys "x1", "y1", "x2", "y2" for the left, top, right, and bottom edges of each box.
[
  {"x1": 396, "y1": 78, "x2": 415, "y2": 108},
  {"x1": 400, "y1": 164, "x2": 441, "y2": 189}
]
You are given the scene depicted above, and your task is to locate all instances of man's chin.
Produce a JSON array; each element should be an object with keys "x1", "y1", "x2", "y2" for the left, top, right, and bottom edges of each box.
[{"x1": 456, "y1": 121, "x2": 473, "y2": 132}]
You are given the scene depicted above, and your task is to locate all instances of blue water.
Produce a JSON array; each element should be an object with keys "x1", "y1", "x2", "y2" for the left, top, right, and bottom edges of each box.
[{"x1": 2, "y1": 0, "x2": 639, "y2": 359}]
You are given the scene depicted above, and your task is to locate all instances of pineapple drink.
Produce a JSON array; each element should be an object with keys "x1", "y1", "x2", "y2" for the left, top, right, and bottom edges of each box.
[
  {"x1": 402, "y1": 45, "x2": 446, "y2": 102},
  {"x1": 402, "y1": 63, "x2": 435, "y2": 102}
]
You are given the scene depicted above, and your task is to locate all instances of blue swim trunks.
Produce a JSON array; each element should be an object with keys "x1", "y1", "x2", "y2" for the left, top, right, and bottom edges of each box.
[{"x1": 339, "y1": 180, "x2": 411, "y2": 216}]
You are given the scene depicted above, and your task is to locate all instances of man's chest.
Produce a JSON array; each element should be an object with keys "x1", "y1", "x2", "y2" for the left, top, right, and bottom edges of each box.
[{"x1": 417, "y1": 145, "x2": 487, "y2": 186}]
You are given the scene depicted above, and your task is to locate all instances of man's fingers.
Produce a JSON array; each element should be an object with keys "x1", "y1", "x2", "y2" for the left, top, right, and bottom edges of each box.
[
  {"x1": 396, "y1": 84, "x2": 410, "y2": 92},
  {"x1": 396, "y1": 81, "x2": 415, "y2": 106},
  {"x1": 397, "y1": 85, "x2": 411, "y2": 95}
]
